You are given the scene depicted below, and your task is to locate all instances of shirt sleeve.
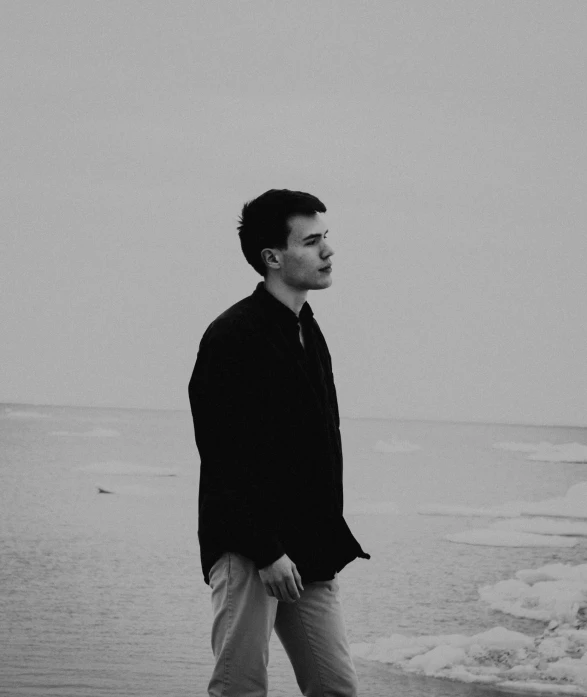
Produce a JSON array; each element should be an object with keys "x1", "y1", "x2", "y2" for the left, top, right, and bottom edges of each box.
[{"x1": 189, "y1": 324, "x2": 285, "y2": 569}]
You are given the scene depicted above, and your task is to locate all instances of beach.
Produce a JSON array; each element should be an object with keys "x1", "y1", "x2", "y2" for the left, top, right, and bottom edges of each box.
[{"x1": 1, "y1": 404, "x2": 586, "y2": 696}]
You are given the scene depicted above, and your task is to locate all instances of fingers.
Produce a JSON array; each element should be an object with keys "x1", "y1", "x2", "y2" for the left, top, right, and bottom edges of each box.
[
  {"x1": 265, "y1": 581, "x2": 288, "y2": 603},
  {"x1": 284, "y1": 576, "x2": 300, "y2": 603},
  {"x1": 293, "y1": 565, "x2": 304, "y2": 594},
  {"x1": 260, "y1": 558, "x2": 304, "y2": 603},
  {"x1": 264, "y1": 577, "x2": 300, "y2": 603}
]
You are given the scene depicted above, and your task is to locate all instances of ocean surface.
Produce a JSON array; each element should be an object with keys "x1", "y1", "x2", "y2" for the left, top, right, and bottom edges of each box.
[{"x1": 1, "y1": 403, "x2": 586, "y2": 697}]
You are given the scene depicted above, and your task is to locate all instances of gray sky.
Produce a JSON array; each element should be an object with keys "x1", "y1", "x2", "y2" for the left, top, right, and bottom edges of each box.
[{"x1": 2, "y1": 1, "x2": 586, "y2": 425}]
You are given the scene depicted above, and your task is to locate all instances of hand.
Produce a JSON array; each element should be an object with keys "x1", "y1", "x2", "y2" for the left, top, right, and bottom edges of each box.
[{"x1": 258, "y1": 554, "x2": 304, "y2": 603}]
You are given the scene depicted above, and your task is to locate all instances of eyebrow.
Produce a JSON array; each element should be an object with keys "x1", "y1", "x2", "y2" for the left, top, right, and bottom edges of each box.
[{"x1": 302, "y1": 229, "x2": 328, "y2": 242}]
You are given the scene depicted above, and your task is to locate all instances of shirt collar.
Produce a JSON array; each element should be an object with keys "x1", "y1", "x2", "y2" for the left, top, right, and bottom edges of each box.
[{"x1": 252, "y1": 282, "x2": 314, "y2": 329}]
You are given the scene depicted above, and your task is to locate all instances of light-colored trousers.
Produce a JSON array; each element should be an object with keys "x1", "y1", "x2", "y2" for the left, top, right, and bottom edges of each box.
[{"x1": 208, "y1": 552, "x2": 359, "y2": 697}]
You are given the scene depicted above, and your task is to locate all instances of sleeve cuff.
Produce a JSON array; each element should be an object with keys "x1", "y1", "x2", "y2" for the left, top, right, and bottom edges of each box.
[{"x1": 253, "y1": 541, "x2": 286, "y2": 570}]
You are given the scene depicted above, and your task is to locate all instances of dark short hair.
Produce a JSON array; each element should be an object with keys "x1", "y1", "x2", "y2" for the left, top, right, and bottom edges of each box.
[{"x1": 237, "y1": 189, "x2": 327, "y2": 276}]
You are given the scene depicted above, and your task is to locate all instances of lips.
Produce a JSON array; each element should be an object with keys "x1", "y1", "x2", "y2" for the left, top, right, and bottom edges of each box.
[{"x1": 319, "y1": 265, "x2": 332, "y2": 271}]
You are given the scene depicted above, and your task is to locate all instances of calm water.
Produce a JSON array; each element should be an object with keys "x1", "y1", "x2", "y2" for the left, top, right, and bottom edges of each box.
[{"x1": 1, "y1": 404, "x2": 586, "y2": 697}]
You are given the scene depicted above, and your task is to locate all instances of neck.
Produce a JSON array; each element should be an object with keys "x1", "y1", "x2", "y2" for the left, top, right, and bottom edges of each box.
[{"x1": 263, "y1": 275, "x2": 308, "y2": 316}]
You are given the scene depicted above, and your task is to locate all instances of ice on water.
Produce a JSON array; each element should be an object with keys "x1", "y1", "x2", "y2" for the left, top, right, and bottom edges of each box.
[
  {"x1": 445, "y1": 529, "x2": 578, "y2": 548},
  {"x1": 353, "y1": 563, "x2": 587, "y2": 694},
  {"x1": 74, "y1": 460, "x2": 180, "y2": 496},
  {"x1": 355, "y1": 462, "x2": 587, "y2": 694},
  {"x1": 491, "y1": 518, "x2": 587, "y2": 537},
  {"x1": 345, "y1": 500, "x2": 401, "y2": 515},
  {"x1": 5, "y1": 407, "x2": 586, "y2": 696},
  {"x1": 77, "y1": 460, "x2": 178, "y2": 477},
  {"x1": 494, "y1": 441, "x2": 587, "y2": 463},
  {"x1": 479, "y1": 563, "x2": 587, "y2": 623},
  {"x1": 3, "y1": 408, "x2": 49, "y2": 419},
  {"x1": 52, "y1": 427, "x2": 120, "y2": 437},
  {"x1": 419, "y1": 482, "x2": 587, "y2": 548},
  {"x1": 373, "y1": 438, "x2": 422, "y2": 454},
  {"x1": 419, "y1": 482, "x2": 587, "y2": 522},
  {"x1": 95, "y1": 484, "x2": 164, "y2": 497},
  {"x1": 418, "y1": 501, "x2": 527, "y2": 518},
  {"x1": 522, "y1": 483, "x2": 587, "y2": 521}
]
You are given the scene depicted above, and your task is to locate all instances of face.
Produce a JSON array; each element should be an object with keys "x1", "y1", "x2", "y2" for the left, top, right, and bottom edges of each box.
[{"x1": 270, "y1": 213, "x2": 334, "y2": 291}]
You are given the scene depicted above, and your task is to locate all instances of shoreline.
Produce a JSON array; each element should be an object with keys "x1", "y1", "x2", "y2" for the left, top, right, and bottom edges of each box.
[{"x1": 355, "y1": 660, "x2": 585, "y2": 697}]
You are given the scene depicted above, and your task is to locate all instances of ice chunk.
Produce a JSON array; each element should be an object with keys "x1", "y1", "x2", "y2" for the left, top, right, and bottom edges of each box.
[
  {"x1": 559, "y1": 629, "x2": 587, "y2": 649},
  {"x1": 490, "y1": 518, "x2": 587, "y2": 537},
  {"x1": 354, "y1": 564, "x2": 587, "y2": 693},
  {"x1": 52, "y1": 428, "x2": 119, "y2": 437},
  {"x1": 470, "y1": 627, "x2": 535, "y2": 649},
  {"x1": 408, "y1": 645, "x2": 467, "y2": 674},
  {"x1": 479, "y1": 572, "x2": 587, "y2": 624},
  {"x1": 4, "y1": 409, "x2": 49, "y2": 419},
  {"x1": 498, "y1": 680, "x2": 587, "y2": 694},
  {"x1": 492, "y1": 441, "x2": 587, "y2": 463},
  {"x1": 345, "y1": 500, "x2": 400, "y2": 515},
  {"x1": 352, "y1": 624, "x2": 587, "y2": 693},
  {"x1": 77, "y1": 461, "x2": 178, "y2": 476},
  {"x1": 546, "y1": 658, "x2": 587, "y2": 689},
  {"x1": 421, "y1": 482, "x2": 587, "y2": 522},
  {"x1": 537, "y1": 637, "x2": 571, "y2": 660},
  {"x1": 528, "y1": 443, "x2": 587, "y2": 463},
  {"x1": 522, "y1": 500, "x2": 587, "y2": 520},
  {"x1": 351, "y1": 636, "x2": 427, "y2": 663},
  {"x1": 568, "y1": 483, "x2": 587, "y2": 503},
  {"x1": 516, "y1": 564, "x2": 587, "y2": 585},
  {"x1": 95, "y1": 484, "x2": 162, "y2": 497},
  {"x1": 373, "y1": 438, "x2": 421, "y2": 454},
  {"x1": 493, "y1": 441, "x2": 553, "y2": 452},
  {"x1": 352, "y1": 633, "x2": 472, "y2": 664},
  {"x1": 521, "y1": 483, "x2": 587, "y2": 520},
  {"x1": 445, "y1": 529, "x2": 578, "y2": 547},
  {"x1": 418, "y1": 501, "x2": 525, "y2": 518}
]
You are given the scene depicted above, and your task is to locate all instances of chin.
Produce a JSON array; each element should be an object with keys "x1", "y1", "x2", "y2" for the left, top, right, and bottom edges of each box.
[
  {"x1": 315, "y1": 276, "x2": 333, "y2": 290},
  {"x1": 296, "y1": 275, "x2": 333, "y2": 291}
]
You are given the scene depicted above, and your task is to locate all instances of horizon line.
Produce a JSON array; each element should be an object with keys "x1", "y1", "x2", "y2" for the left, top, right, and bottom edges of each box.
[{"x1": 2, "y1": 400, "x2": 585, "y2": 430}]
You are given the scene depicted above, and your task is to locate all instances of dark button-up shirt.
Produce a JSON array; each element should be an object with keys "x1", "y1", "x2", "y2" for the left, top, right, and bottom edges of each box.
[{"x1": 189, "y1": 282, "x2": 370, "y2": 584}]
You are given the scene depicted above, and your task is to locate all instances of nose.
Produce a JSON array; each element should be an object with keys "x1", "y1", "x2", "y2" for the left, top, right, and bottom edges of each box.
[{"x1": 321, "y1": 241, "x2": 334, "y2": 259}]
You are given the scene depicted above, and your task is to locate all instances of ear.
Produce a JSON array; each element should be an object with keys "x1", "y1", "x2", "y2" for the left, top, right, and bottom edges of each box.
[{"x1": 261, "y1": 248, "x2": 281, "y2": 271}]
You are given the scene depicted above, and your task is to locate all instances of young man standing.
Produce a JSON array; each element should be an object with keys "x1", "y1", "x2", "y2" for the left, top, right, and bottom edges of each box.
[{"x1": 189, "y1": 189, "x2": 369, "y2": 697}]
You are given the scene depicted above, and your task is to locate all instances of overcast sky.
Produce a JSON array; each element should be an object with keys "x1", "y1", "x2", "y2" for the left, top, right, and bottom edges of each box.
[{"x1": 2, "y1": 1, "x2": 586, "y2": 426}]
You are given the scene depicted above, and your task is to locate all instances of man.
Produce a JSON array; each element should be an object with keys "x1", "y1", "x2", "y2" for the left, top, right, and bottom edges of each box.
[{"x1": 189, "y1": 189, "x2": 370, "y2": 697}]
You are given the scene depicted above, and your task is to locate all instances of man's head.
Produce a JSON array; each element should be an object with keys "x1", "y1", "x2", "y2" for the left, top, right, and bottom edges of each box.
[{"x1": 237, "y1": 189, "x2": 334, "y2": 291}]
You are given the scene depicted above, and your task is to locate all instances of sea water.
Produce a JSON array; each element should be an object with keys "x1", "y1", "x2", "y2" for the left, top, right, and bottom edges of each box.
[{"x1": 1, "y1": 404, "x2": 586, "y2": 696}]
